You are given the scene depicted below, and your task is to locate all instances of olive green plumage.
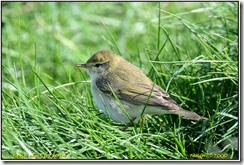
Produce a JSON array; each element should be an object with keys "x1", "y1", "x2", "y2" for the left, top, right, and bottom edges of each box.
[{"x1": 77, "y1": 50, "x2": 207, "y2": 122}]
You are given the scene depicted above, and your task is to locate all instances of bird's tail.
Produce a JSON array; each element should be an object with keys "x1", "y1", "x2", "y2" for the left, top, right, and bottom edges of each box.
[{"x1": 173, "y1": 109, "x2": 208, "y2": 121}]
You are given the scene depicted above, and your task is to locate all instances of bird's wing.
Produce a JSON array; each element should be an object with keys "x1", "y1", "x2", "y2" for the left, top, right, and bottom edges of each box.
[{"x1": 95, "y1": 77, "x2": 181, "y2": 111}]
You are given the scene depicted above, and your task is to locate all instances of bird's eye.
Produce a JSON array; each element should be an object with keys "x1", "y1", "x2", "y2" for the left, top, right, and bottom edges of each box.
[
  {"x1": 94, "y1": 61, "x2": 109, "y2": 68},
  {"x1": 95, "y1": 63, "x2": 102, "y2": 67}
]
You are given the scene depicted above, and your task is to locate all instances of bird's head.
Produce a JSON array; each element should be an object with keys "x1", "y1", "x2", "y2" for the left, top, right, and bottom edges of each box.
[{"x1": 76, "y1": 50, "x2": 119, "y2": 80}]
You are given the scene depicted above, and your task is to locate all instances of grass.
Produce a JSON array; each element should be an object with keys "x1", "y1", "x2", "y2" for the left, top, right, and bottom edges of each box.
[{"x1": 1, "y1": 2, "x2": 239, "y2": 160}]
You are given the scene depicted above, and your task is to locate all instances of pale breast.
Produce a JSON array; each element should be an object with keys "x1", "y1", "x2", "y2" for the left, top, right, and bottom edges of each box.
[
  {"x1": 91, "y1": 81, "x2": 144, "y2": 123},
  {"x1": 90, "y1": 81, "x2": 172, "y2": 123}
]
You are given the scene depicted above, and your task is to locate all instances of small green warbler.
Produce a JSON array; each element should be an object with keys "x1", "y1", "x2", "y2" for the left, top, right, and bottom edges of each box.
[{"x1": 77, "y1": 50, "x2": 207, "y2": 124}]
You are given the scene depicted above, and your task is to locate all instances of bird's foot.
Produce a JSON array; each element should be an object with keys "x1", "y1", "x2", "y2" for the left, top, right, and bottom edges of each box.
[{"x1": 121, "y1": 117, "x2": 136, "y2": 131}]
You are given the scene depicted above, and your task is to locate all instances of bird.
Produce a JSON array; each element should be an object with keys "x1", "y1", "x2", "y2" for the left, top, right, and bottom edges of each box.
[{"x1": 76, "y1": 50, "x2": 207, "y2": 125}]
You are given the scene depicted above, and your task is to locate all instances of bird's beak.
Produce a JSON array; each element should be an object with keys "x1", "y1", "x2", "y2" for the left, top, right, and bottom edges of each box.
[{"x1": 76, "y1": 63, "x2": 88, "y2": 68}]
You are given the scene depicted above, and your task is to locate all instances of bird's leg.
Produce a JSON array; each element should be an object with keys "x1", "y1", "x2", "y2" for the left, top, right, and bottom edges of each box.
[
  {"x1": 140, "y1": 116, "x2": 145, "y2": 126},
  {"x1": 122, "y1": 117, "x2": 136, "y2": 131}
]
